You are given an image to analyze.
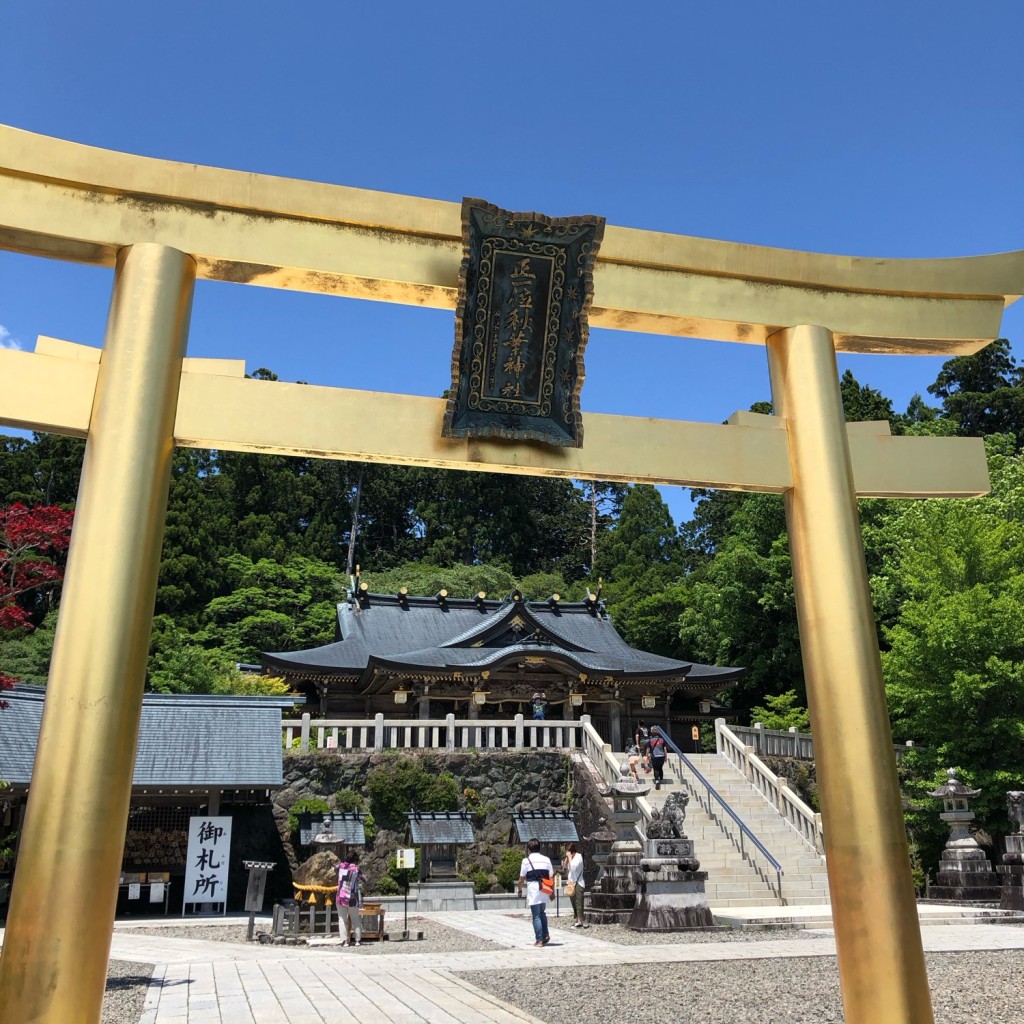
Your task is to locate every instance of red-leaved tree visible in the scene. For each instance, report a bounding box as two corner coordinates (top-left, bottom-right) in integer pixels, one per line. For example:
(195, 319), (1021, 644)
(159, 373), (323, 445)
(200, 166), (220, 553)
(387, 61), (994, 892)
(0, 503), (74, 706)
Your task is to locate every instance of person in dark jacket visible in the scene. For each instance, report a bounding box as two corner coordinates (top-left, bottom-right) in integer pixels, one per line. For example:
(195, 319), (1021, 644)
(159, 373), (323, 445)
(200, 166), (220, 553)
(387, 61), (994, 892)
(648, 725), (668, 789)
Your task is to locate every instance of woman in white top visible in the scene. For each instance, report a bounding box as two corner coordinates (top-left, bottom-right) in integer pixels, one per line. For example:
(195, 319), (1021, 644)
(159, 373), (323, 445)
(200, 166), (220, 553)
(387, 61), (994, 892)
(517, 838), (554, 946)
(562, 842), (586, 927)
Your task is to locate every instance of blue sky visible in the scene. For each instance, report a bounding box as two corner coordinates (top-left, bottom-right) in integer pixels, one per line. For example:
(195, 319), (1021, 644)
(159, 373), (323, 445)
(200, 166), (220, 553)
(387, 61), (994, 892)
(1, 2), (1022, 525)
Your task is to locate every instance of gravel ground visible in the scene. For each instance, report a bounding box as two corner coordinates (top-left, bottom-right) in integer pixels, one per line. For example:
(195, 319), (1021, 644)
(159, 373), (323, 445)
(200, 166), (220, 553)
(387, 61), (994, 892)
(458, 949), (1024, 1024)
(103, 960), (155, 1024)
(100, 920), (1024, 1024)
(542, 914), (829, 944)
(115, 915), (508, 954)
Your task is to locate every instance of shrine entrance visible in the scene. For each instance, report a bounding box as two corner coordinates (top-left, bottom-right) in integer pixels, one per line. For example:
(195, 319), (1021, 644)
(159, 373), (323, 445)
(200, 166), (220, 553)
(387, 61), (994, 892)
(0, 124), (1020, 1024)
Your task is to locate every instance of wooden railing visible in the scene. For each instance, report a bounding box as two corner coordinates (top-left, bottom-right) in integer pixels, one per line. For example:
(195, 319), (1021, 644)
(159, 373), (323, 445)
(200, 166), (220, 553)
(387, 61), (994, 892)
(716, 718), (825, 857)
(730, 722), (919, 761)
(283, 712), (584, 753)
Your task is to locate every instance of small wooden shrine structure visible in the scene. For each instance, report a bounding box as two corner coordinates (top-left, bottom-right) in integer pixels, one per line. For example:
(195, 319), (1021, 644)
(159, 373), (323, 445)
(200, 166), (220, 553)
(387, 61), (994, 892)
(406, 811), (475, 881)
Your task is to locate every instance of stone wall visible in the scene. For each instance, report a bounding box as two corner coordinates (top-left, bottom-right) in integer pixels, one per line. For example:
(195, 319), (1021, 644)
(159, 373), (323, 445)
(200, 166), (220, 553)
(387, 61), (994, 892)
(262, 749), (599, 898)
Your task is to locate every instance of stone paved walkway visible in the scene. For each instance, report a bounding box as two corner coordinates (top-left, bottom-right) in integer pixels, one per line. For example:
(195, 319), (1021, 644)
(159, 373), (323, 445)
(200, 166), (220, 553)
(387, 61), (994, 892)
(88, 906), (1024, 1023)
(5, 905), (1024, 1023)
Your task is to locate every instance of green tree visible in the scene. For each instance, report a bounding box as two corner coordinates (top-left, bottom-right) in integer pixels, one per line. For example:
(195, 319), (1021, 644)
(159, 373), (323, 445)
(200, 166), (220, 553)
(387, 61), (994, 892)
(749, 690), (811, 731)
(927, 338), (1024, 448)
(197, 554), (340, 662)
(0, 609), (57, 686)
(880, 450), (1024, 835)
(0, 433), (84, 507)
(156, 449), (236, 628)
(362, 561), (518, 600)
(148, 619), (238, 694)
(411, 471), (590, 580)
(596, 485), (685, 653)
(840, 370), (901, 432)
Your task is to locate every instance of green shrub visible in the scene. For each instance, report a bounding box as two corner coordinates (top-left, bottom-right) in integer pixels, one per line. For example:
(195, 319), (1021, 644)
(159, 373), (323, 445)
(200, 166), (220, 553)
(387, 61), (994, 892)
(362, 811), (377, 844)
(495, 847), (523, 892)
(470, 870), (491, 894)
(749, 690), (811, 732)
(365, 755), (460, 827)
(382, 850), (419, 892)
(329, 789), (376, 843)
(287, 796), (330, 835)
(374, 874), (400, 896)
(333, 788), (367, 812)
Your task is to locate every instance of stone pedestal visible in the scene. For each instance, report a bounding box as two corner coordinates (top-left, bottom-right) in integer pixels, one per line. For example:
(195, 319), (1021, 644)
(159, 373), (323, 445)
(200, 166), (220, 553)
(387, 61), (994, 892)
(997, 834), (1024, 912)
(586, 846), (642, 925)
(584, 772), (647, 926)
(928, 843), (1001, 902)
(410, 880), (476, 911)
(628, 838), (714, 930)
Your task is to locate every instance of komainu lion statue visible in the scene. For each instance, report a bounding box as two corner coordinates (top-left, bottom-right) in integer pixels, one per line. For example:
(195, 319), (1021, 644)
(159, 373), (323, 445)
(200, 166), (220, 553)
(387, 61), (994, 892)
(663, 790), (690, 837)
(646, 791), (691, 840)
(1008, 791), (1024, 834)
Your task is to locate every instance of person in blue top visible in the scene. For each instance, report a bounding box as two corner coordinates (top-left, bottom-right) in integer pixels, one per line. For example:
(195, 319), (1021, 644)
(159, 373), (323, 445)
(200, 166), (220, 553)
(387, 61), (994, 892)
(530, 692), (548, 720)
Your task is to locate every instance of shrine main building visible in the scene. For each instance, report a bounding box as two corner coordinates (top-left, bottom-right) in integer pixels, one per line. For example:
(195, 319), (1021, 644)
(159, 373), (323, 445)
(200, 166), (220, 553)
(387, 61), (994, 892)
(262, 588), (742, 751)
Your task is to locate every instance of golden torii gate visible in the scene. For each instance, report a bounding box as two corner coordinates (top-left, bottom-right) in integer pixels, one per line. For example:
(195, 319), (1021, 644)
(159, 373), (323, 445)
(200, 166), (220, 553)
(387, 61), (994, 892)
(0, 125), (1021, 1023)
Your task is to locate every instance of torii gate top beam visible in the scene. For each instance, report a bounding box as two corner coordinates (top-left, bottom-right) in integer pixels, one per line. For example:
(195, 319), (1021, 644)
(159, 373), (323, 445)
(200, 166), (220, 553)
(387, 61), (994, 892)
(1, 124), (1021, 354)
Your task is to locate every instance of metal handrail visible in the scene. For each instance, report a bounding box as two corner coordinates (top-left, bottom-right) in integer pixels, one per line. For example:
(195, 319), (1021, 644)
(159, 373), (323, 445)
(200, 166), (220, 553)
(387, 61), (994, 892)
(656, 726), (784, 900)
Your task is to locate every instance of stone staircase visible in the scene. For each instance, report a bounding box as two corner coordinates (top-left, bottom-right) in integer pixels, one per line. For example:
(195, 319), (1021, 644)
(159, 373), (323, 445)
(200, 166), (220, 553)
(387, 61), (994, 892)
(642, 752), (831, 908)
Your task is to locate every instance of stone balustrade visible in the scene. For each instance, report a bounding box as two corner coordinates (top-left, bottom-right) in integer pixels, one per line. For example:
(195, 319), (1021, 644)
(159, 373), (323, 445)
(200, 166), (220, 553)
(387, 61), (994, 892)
(283, 712), (585, 754)
(716, 718), (825, 856)
(730, 722), (918, 761)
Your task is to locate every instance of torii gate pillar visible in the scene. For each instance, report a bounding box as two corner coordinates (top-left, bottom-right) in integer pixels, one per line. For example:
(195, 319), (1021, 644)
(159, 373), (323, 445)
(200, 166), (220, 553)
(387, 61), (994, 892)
(768, 325), (931, 1022)
(0, 244), (195, 1024)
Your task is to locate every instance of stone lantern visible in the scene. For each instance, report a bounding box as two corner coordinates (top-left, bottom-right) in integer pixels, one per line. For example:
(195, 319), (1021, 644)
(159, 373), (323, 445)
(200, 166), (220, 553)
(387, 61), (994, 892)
(585, 817), (616, 882)
(927, 769), (1000, 901)
(997, 791), (1024, 911)
(585, 763), (648, 924)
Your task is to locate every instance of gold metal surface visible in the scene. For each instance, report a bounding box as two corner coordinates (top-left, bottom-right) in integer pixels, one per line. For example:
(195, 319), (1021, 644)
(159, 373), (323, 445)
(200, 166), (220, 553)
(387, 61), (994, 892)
(767, 325), (934, 1024)
(0, 340), (990, 496)
(34, 334), (245, 376)
(0, 125), (1014, 1024)
(0, 244), (195, 1024)
(1, 125), (1021, 352)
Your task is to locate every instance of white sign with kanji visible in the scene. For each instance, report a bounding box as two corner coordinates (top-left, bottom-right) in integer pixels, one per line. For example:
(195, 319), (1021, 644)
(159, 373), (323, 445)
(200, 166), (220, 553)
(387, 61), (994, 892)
(182, 816), (232, 915)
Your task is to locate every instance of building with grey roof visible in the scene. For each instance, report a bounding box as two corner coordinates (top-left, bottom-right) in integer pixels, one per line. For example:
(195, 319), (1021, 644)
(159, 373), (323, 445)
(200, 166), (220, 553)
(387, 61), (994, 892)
(262, 588), (742, 750)
(0, 686), (300, 912)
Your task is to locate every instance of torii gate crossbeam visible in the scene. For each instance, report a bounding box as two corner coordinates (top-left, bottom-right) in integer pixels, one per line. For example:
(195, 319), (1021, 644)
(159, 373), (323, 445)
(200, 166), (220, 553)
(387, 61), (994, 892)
(1, 126), (1022, 1024)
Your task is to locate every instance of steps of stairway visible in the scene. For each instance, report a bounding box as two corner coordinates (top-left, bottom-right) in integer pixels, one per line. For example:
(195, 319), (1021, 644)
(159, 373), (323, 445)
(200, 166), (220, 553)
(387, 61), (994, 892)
(706, 894), (783, 907)
(625, 752), (830, 907)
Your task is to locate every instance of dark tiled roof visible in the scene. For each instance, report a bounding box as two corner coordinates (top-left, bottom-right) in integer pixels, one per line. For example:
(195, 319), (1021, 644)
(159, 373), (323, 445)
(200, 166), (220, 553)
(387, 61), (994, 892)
(263, 594), (743, 687)
(406, 811), (475, 845)
(0, 686), (297, 788)
(299, 813), (366, 847)
(511, 811), (580, 843)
